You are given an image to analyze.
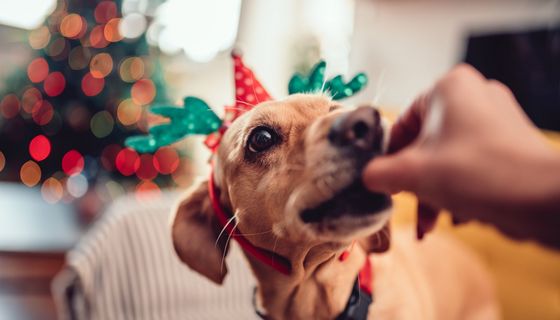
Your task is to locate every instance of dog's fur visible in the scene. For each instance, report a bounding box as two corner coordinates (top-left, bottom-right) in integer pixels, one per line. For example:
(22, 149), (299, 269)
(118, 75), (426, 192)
(171, 94), (499, 319)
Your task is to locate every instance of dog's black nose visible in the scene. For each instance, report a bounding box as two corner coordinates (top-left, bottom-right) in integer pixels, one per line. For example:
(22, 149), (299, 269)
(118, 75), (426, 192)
(328, 106), (382, 152)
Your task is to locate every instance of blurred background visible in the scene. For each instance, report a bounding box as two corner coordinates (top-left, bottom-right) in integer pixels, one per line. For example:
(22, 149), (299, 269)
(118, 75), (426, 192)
(0, 0), (558, 319)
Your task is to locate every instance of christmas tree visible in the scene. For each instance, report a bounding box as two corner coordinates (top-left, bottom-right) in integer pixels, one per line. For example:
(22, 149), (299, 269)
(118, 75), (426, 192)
(0, 0), (185, 206)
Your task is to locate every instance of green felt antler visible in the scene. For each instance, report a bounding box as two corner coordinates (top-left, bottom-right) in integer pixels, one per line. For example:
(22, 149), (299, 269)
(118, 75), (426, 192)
(125, 96), (222, 153)
(288, 60), (368, 100)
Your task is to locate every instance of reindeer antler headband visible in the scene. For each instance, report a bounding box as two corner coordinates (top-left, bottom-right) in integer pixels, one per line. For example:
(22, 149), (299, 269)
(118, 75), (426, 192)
(125, 52), (368, 153)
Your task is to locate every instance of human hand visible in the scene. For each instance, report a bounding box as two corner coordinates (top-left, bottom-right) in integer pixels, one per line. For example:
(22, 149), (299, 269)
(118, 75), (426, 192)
(363, 64), (560, 247)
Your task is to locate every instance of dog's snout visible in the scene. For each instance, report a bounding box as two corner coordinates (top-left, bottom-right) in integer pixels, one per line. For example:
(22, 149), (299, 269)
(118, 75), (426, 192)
(328, 106), (381, 152)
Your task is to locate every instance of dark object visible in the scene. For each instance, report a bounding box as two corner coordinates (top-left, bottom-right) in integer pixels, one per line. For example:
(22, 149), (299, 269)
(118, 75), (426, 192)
(335, 276), (373, 320)
(464, 27), (560, 131)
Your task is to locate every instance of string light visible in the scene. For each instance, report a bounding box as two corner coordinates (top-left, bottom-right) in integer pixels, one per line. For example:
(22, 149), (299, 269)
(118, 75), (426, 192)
(94, 1), (117, 24)
(62, 150), (85, 175)
(119, 56), (144, 82)
(21, 87), (42, 113)
(31, 100), (54, 125)
(20, 160), (41, 187)
(100, 144), (121, 171)
(47, 37), (68, 59)
(28, 26), (51, 50)
(90, 52), (113, 78)
(68, 46), (91, 70)
(136, 154), (157, 180)
(0, 94), (20, 119)
(115, 148), (140, 176)
(43, 71), (66, 96)
(90, 110), (114, 138)
(29, 135), (51, 162)
(60, 13), (84, 39)
(153, 147), (179, 175)
(131, 78), (155, 105)
(104, 18), (123, 42)
(81, 72), (105, 96)
(116, 98), (142, 126)
(0, 151), (4, 173)
(67, 173), (88, 198)
(135, 180), (161, 201)
(27, 57), (49, 83)
(41, 177), (63, 204)
(89, 25), (109, 48)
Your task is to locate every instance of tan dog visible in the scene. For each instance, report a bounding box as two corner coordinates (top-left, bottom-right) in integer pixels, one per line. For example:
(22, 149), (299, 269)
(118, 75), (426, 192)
(172, 94), (499, 319)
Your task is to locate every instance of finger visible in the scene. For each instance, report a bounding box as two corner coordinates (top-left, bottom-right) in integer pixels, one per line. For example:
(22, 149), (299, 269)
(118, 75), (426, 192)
(416, 201), (440, 240)
(388, 91), (433, 154)
(362, 150), (423, 194)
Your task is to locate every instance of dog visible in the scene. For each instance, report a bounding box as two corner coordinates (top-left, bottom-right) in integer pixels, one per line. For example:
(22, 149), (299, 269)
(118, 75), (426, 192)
(171, 94), (499, 319)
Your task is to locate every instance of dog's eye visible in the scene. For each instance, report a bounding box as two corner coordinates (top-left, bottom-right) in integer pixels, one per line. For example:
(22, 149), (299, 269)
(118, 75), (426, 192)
(248, 127), (277, 153)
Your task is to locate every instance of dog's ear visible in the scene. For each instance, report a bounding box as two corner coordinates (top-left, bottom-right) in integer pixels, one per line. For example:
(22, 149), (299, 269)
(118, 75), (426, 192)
(171, 180), (230, 284)
(358, 223), (391, 253)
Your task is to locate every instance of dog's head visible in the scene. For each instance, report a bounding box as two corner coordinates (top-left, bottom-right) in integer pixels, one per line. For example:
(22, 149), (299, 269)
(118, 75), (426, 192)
(172, 94), (392, 284)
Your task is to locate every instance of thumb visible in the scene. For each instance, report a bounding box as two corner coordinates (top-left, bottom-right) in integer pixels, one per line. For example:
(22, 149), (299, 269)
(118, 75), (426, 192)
(362, 150), (423, 194)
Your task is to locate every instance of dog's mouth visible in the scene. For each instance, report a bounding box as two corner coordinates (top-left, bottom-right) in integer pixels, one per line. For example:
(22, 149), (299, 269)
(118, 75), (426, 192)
(300, 180), (391, 224)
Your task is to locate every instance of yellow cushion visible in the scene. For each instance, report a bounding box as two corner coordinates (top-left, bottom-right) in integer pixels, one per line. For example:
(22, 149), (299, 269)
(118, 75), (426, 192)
(391, 193), (560, 320)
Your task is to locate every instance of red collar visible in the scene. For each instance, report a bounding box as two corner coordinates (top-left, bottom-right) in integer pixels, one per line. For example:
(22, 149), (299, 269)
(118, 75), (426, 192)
(208, 169), (292, 275)
(208, 169), (374, 296)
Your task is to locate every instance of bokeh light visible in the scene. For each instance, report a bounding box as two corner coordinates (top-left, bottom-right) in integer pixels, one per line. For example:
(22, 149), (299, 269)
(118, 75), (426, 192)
(119, 13), (147, 39)
(100, 144), (121, 171)
(94, 1), (117, 24)
(0, 151), (4, 172)
(31, 100), (54, 125)
(90, 110), (114, 138)
(116, 98), (142, 126)
(81, 72), (105, 96)
(29, 26), (51, 50)
(29, 134), (51, 161)
(131, 79), (155, 105)
(60, 14), (85, 39)
(67, 173), (88, 198)
(115, 148), (140, 176)
(135, 180), (161, 201)
(153, 147), (180, 175)
(21, 87), (42, 113)
(104, 18), (123, 42)
(90, 52), (113, 78)
(171, 159), (194, 187)
(47, 37), (69, 60)
(0, 94), (20, 119)
(41, 177), (63, 204)
(44, 71), (66, 96)
(27, 57), (49, 83)
(119, 57), (144, 82)
(136, 154), (157, 180)
(20, 160), (41, 187)
(89, 25), (109, 48)
(68, 46), (91, 70)
(62, 150), (85, 175)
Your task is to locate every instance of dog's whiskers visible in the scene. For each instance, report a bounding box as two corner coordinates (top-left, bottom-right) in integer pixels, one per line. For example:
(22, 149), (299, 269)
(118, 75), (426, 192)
(215, 214), (237, 247)
(220, 218), (239, 273)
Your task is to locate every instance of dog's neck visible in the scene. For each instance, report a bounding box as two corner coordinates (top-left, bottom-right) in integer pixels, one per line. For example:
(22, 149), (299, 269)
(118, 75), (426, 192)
(246, 242), (367, 320)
